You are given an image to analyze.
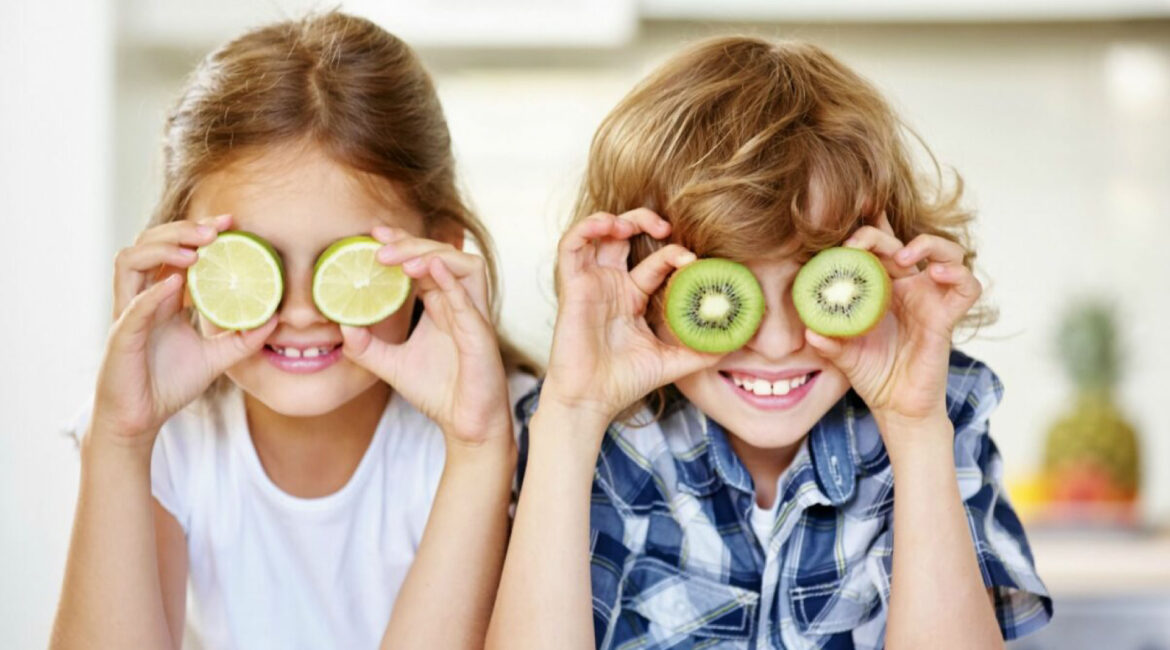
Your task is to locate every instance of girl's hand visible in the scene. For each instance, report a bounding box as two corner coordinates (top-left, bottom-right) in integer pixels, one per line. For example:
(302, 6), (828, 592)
(94, 214), (277, 448)
(804, 213), (982, 437)
(339, 228), (510, 450)
(542, 208), (720, 423)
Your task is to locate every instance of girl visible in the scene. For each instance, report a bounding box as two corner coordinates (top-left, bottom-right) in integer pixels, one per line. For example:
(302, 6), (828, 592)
(52, 12), (533, 650)
(490, 37), (1051, 649)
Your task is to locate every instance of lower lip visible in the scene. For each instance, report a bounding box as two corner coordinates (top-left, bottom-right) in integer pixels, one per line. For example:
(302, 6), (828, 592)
(721, 372), (818, 411)
(262, 346), (343, 374)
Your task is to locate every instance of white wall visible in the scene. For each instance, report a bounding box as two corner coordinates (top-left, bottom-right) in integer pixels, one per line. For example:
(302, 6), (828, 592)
(0, 0), (112, 647)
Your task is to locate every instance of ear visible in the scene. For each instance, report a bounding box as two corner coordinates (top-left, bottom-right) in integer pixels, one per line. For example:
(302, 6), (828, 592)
(429, 218), (465, 250)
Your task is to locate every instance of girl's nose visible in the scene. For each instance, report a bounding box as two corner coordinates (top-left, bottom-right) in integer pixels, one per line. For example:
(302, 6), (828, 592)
(744, 290), (805, 360)
(278, 262), (330, 329)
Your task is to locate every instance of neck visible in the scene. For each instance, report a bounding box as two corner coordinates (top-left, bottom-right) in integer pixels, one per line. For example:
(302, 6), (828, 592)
(726, 433), (802, 510)
(244, 382), (392, 499)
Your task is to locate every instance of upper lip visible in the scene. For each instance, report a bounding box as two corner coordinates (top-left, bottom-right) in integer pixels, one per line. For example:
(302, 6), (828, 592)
(720, 367), (819, 381)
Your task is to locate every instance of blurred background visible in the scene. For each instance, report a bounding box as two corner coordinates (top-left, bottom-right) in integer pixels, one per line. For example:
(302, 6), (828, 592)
(3, 0), (1169, 648)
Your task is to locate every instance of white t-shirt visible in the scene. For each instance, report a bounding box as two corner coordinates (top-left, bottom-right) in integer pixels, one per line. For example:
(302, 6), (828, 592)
(117, 374), (535, 650)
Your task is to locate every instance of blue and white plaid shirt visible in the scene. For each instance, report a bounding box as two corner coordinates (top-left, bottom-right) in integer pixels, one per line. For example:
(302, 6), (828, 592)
(516, 350), (1052, 649)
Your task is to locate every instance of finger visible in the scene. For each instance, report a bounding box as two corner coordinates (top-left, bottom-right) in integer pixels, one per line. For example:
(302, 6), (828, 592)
(628, 245), (698, 296)
(843, 226), (913, 279)
(113, 244), (198, 319)
(895, 234), (967, 268)
(399, 251), (489, 313)
(431, 258), (496, 352)
(558, 213), (618, 258)
(428, 256), (491, 321)
(134, 215), (229, 248)
(660, 344), (725, 385)
(340, 325), (402, 384)
(804, 329), (846, 361)
(203, 316), (278, 374)
(928, 262), (983, 315)
(110, 274), (184, 350)
(370, 225), (415, 245)
(375, 236), (455, 266)
(616, 208), (672, 240)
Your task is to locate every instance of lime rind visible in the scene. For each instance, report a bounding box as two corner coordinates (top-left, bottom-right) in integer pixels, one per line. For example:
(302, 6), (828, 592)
(187, 230), (284, 331)
(311, 235), (411, 326)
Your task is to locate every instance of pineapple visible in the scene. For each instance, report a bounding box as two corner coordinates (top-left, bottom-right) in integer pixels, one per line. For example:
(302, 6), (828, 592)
(1043, 301), (1140, 503)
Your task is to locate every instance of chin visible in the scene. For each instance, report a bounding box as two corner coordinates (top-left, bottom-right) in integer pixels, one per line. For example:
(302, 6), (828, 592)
(227, 360), (380, 417)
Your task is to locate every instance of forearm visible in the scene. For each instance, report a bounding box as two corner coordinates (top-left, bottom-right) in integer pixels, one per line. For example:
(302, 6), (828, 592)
(383, 434), (516, 650)
(486, 404), (607, 650)
(50, 428), (174, 650)
(882, 416), (1002, 650)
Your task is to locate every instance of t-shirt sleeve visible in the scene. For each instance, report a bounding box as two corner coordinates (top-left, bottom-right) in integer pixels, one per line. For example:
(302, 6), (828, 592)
(948, 352), (1053, 640)
(65, 395), (193, 533)
(150, 419), (192, 533)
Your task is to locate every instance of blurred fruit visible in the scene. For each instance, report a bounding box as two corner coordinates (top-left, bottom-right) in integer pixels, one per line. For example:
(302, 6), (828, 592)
(1042, 301), (1140, 509)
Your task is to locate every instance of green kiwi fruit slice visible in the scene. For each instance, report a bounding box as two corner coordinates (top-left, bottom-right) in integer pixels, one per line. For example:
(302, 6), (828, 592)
(792, 247), (891, 338)
(664, 259), (765, 353)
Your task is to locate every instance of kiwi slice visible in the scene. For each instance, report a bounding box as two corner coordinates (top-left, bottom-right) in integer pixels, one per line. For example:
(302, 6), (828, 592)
(792, 247), (891, 338)
(664, 259), (765, 353)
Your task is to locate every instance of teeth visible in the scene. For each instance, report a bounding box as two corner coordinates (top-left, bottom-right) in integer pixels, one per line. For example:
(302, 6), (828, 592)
(731, 372), (813, 397)
(283, 347), (301, 358)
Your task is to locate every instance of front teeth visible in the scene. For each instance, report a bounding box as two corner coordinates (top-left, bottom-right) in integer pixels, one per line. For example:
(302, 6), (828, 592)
(732, 373), (810, 396)
(272, 346), (333, 359)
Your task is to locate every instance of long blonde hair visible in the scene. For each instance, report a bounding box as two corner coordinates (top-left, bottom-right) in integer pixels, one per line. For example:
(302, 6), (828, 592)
(150, 11), (534, 374)
(569, 36), (992, 415)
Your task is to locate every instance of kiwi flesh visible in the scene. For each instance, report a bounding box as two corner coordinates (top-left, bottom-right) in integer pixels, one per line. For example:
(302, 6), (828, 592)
(792, 247), (891, 338)
(664, 259), (765, 353)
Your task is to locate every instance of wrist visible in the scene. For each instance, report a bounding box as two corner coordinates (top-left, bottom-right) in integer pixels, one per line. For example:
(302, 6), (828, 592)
(874, 412), (955, 470)
(442, 425), (516, 466)
(537, 381), (620, 427)
(80, 423), (157, 470)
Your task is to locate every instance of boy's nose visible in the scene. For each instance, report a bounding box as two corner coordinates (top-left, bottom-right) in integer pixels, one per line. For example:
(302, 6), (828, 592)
(278, 263), (330, 329)
(744, 292), (805, 360)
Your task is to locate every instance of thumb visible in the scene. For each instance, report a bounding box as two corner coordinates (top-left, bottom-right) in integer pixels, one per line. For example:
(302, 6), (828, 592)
(204, 317), (278, 374)
(805, 329), (847, 363)
(340, 325), (400, 383)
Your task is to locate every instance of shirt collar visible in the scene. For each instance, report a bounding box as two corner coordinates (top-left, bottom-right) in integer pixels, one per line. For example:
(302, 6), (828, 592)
(675, 392), (877, 507)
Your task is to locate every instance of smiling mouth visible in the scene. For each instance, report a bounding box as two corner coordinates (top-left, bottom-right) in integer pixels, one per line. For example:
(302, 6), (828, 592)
(264, 343), (342, 359)
(719, 370), (820, 398)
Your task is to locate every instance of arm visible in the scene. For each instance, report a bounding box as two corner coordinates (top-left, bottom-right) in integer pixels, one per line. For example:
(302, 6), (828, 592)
(880, 414), (1002, 650)
(486, 404), (609, 648)
(51, 214), (269, 649)
(805, 215), (1001, 648)
(487, 209), (715, 649)
(338, 227), (526, 648)
(51, 433), (175, 649)
(380, 438), (516, 648)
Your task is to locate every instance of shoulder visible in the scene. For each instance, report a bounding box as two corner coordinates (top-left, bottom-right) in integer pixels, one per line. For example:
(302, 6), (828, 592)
(944, 349), (1003, 431)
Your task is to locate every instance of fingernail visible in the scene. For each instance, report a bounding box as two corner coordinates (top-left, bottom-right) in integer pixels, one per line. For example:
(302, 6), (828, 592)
(377, 247), (394, 263)
(679, 252), (697, 264)
(180, 248), (197, 260)
(403, 257), (424, 270)
(197, 225), (215, 237)
(897, 249), (912, 262)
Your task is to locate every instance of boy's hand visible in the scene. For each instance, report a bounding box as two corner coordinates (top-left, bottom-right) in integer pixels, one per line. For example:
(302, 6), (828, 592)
(541, 208), (720, 427)
(340, 228), (512, 454)
(94, 214), (276, 448)
(804, 213), (982, 446)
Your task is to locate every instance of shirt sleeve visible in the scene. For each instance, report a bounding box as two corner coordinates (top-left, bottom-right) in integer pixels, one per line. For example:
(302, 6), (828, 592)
(513, 382), (640, 648)
(150, 416), (193, 533)
(948, 352), (1053, 640)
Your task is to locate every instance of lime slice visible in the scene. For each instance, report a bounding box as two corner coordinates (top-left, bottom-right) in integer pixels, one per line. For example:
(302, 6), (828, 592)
(312, 236), (411, 326)
(187, 231), (284, 331)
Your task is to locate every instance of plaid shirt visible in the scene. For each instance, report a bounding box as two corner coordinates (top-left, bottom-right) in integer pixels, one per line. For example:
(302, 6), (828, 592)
(516, 350), (1052, 649)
